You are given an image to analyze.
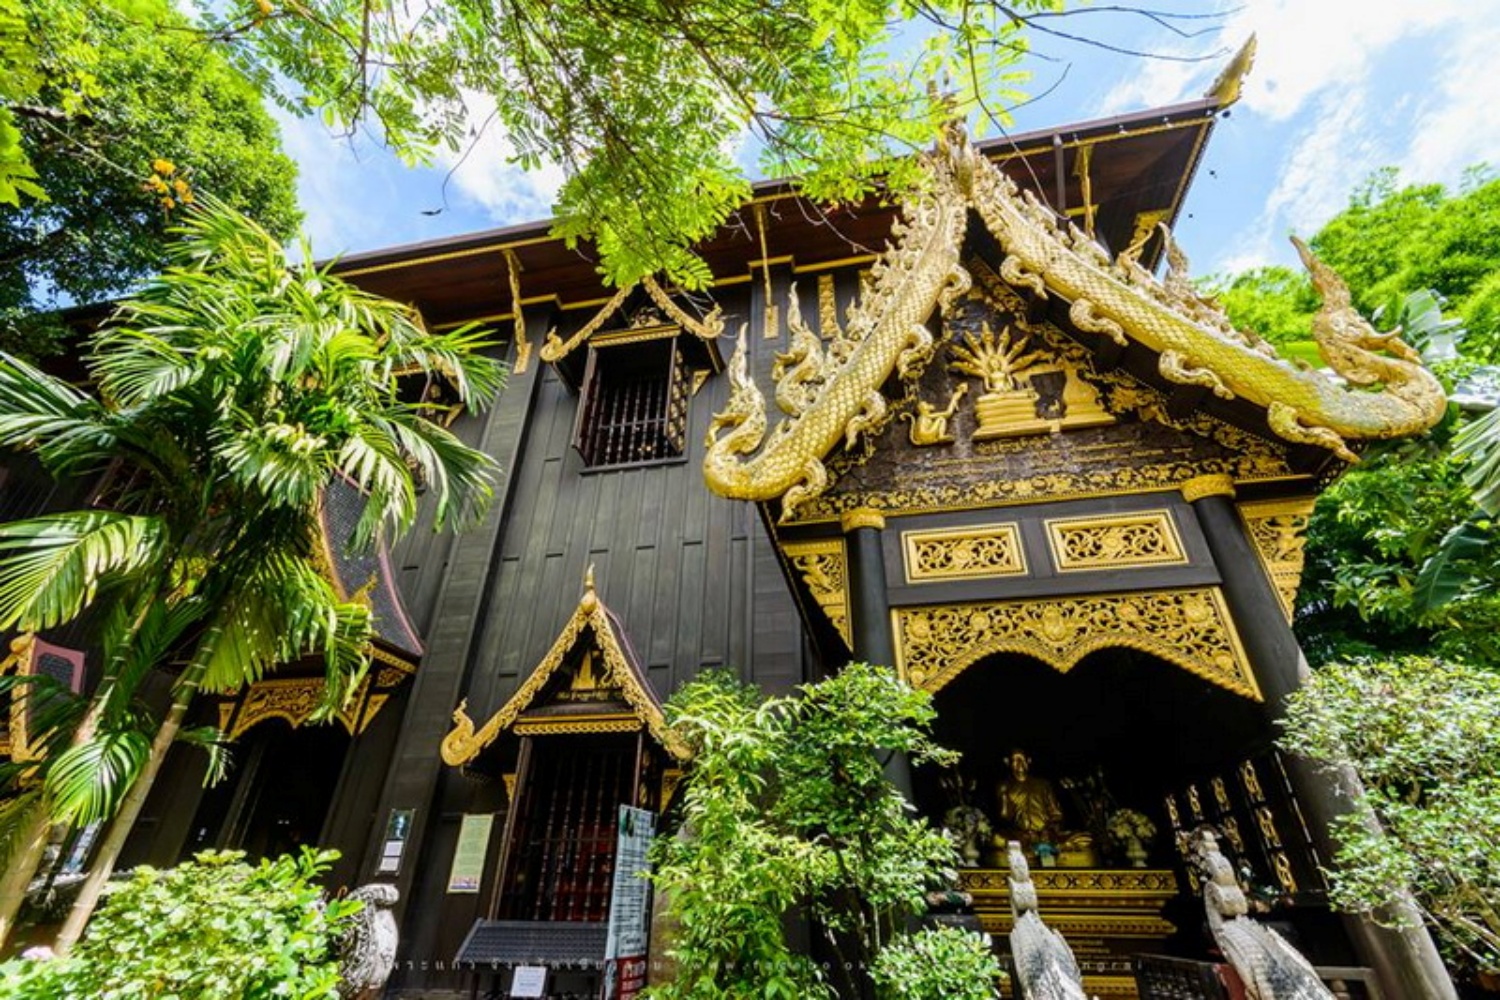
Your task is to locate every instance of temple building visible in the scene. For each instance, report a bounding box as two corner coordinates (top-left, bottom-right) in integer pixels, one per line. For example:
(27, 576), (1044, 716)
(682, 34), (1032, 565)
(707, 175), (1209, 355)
(1, 48), (1458, 1000)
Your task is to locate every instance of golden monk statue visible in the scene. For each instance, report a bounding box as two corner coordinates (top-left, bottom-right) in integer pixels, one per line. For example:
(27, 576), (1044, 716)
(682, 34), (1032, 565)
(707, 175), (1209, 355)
(994, 749), (1097, 866)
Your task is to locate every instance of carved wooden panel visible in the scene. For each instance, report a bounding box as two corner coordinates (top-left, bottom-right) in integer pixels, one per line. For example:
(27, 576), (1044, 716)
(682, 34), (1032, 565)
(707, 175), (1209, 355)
(901, 523), (1026, 583)
(1045, 510), (1187, 572)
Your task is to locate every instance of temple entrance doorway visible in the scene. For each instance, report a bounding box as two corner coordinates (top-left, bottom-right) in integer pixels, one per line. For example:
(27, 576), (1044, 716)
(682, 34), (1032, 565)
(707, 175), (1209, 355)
(917, 647), (1266, 850)
(914, 648), (1272, 1000)
(183, 720), (352, 861)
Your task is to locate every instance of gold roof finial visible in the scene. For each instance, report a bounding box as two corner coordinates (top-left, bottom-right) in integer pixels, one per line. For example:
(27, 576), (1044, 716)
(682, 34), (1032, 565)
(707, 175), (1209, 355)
(1206, 35), (1257, 107)
(581, 563), (597, 611)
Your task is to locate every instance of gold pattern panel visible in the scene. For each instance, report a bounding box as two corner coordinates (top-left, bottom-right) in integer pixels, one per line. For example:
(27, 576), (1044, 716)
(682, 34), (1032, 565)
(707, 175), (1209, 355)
(1045, 511), (1187, 572)
(892, 587), (1261, 701)
(513, 716), (644, 737)
(215, 677), (386, 740)
(1238, 497), (1317, 621)
(783, 539), (852, 646)
(901, 523), (1026, 583)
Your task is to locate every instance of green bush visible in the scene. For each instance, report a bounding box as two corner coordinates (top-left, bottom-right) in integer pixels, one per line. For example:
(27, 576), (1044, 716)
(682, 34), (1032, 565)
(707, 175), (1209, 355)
(870, 926), (1003, 1000)
(0, 849), (359, 999)
(1281, 656), (1500, 975)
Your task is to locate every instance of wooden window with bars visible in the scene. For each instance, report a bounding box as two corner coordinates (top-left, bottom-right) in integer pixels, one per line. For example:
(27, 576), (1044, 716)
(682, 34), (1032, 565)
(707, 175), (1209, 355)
(573, 337), (690, 469)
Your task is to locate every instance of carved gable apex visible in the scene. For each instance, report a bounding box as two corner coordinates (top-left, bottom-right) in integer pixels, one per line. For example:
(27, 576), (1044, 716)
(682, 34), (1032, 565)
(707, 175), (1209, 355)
(441, 569), (687, 766)
(794, 264), (1297, 522)
(703, 126), (1443, 523)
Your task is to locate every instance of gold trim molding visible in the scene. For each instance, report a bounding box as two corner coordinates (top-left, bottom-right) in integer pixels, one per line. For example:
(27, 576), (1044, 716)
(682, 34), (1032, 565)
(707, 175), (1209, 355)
(782, 539), (852, 646)
(892, 587), (1261, 701)
(1180, 474), (1236, 502)
(901, 523), (1026, 583)
(513, 717), (645, 737)
(839, 507), (887, 533)
(1239, 497), (1318, 621)
(1045, 511), (1187, 572)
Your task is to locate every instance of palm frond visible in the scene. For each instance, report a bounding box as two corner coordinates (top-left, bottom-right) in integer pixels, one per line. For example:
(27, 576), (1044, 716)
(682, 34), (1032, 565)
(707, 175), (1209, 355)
(177, 726), (234, 787)
(0, 512), (169, 631)
(389, 323), (507, 409)
(1414, 513), (1496, 611)
(382, 412), (496, 531)
(1456, 406), (1500, 516)
(88, 324), (208, 409)
(0, 354), (116, 475)
(0, 671), (87, 763)
(336, 424), (417, 550)
(44, 727), (152, 826)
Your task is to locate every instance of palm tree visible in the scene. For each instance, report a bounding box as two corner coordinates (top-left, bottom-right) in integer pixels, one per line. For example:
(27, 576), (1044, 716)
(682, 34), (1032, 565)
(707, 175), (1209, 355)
(0, 198), (503, 952)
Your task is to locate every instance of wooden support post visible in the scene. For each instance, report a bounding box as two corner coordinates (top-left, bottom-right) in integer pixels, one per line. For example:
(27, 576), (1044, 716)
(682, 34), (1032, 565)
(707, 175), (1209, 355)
(1182, 475), (1458, 1000)
(840, 507), (913, 799)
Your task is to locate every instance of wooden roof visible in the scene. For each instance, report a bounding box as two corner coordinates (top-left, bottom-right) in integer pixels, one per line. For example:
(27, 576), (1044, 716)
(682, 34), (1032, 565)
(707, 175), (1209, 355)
(334, 98), (1227, 331)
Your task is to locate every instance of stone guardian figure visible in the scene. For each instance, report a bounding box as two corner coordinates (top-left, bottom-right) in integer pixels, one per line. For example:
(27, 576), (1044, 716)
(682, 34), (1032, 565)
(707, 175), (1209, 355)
(1194, 831), (1333, 1000)
(338, 883), (400, 1000)
(1006, 841), (1087, 1000)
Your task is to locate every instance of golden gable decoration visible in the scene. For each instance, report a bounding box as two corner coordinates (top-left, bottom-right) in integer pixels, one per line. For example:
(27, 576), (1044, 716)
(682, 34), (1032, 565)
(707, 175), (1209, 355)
(892, 587), (1260, 701)
(1239, 497), (1319, 621)
(704, 126), (1444, 521)
(441, 568), (688, 766)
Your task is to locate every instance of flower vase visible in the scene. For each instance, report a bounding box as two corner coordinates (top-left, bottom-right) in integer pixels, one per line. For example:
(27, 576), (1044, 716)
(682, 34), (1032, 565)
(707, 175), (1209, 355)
(1124, 834), (1148, 868)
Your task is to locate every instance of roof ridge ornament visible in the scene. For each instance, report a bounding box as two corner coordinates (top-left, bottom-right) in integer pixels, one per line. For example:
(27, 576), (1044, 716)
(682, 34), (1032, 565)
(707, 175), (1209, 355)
(1205, 35), (1258, 107)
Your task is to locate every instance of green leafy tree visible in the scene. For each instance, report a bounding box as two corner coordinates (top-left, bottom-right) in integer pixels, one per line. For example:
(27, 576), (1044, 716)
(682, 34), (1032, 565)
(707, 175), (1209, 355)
(0, 848), (359, 998)
(1310, 167), (1500, 346)
(648, 664), (1000, 1000)
(0, 0), (299, 355)
(197, 0), (1071, 288)
(1203, 265), (1319, 348)
(870, 926), (1004, 1000)
(0, 197), (502, 951)
(1281, 656), (1500, 978)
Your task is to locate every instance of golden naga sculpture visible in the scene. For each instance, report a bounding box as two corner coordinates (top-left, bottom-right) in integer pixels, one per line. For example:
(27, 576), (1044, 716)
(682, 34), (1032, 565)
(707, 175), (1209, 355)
(965, 153), (1446, 464)
(703, 131), (974, 521)
(703, 125), (1446, 518)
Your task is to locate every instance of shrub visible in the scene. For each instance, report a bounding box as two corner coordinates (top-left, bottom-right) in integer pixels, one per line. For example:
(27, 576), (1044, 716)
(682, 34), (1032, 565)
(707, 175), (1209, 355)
(0, 848), (359, 999)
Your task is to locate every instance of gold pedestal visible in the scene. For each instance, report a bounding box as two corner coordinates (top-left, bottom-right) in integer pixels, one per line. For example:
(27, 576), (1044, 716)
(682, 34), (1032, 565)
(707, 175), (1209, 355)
(959, 868), (1179, 1000)
(972, 390), (1053, 439)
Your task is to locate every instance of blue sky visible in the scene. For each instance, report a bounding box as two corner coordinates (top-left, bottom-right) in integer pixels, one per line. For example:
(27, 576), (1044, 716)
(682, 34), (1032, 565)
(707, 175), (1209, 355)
(277, 0), (1500, 278)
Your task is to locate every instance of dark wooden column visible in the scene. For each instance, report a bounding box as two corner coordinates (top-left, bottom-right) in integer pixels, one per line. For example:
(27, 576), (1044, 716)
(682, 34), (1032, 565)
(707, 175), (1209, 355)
(1182, 474), (1457, 1000)
(840, 507), (913, 797)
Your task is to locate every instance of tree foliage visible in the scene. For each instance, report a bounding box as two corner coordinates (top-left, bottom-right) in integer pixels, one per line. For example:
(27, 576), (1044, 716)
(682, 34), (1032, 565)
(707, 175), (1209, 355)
(0, 198), (502, 946)
(0, 0), (299, 355)
(195, 0), (1067, 289)
(0, 849), (359, 998)
(1281, 657), (1500, 976)
(648, 664), (1000, 1000)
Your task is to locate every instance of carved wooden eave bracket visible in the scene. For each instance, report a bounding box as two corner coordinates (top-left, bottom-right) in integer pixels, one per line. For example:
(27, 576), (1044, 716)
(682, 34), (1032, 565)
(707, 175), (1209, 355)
(539, 275), (725, 365)
(702, 123), (1446, 522)
(440, 570), (689, 767)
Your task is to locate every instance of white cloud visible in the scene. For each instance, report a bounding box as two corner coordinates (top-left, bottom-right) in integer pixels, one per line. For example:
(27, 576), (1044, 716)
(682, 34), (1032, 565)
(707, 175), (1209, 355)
(1402, 25), (1500, 184)
(430, 92), (565, 225)
(1099, 0), (1481, 121)
(1217, 90), (1384, 272)
(272, 111), (391, 257)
